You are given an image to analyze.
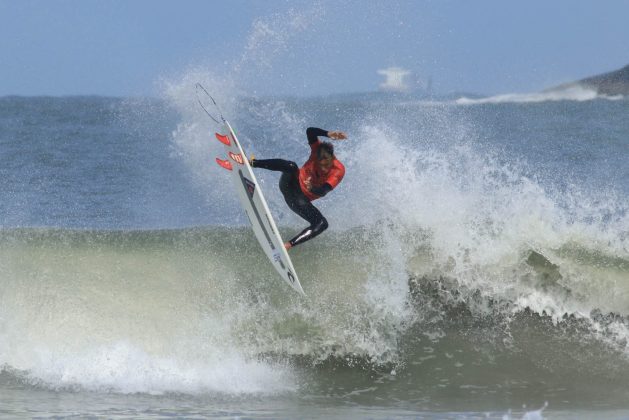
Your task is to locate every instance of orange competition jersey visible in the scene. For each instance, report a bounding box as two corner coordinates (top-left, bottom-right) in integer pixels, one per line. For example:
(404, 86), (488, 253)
(298, 140), (345, 201)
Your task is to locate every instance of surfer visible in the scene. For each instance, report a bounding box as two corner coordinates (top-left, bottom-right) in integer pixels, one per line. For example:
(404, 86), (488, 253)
(250, 127), (347, 250)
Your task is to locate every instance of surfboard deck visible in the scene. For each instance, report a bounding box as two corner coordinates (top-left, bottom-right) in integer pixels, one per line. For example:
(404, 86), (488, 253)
(215, 121), (305, 296)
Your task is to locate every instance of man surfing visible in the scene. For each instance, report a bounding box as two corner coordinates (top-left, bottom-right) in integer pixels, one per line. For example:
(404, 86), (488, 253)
(250, 127), (347, 250)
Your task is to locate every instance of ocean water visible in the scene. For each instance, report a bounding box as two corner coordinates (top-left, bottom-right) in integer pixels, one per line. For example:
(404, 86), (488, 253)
(0, 90), (628, 419)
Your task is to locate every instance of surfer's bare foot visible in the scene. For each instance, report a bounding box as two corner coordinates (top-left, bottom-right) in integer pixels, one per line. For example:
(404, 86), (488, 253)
(284, 242), (292, 250)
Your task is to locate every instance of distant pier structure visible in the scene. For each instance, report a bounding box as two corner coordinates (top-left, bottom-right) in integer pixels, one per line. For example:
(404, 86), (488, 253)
(377, 67), (411, 93)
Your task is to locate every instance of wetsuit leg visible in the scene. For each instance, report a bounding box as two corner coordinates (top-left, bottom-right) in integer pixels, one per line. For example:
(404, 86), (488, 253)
(251, 159), (298, 173)
(253, 158), (328, 247)
(278, 171), (328, 247)
(285, 196), (328, 247)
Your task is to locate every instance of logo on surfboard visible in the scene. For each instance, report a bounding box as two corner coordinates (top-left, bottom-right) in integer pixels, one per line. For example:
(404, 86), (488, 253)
(287, 270), (296, 283)
(229, 152), (244, 165)
(243, 177), (256, 198)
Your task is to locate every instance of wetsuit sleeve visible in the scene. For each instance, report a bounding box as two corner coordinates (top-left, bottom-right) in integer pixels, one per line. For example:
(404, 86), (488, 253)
(309, 183), (333, 197)
(306, 127), (328, 145)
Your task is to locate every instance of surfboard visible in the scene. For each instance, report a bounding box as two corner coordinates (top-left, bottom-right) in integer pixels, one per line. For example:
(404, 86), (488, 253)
(214, 121), (305, 296)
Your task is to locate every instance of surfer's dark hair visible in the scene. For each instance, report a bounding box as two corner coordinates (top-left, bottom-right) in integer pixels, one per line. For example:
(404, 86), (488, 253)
(318, 141), (334, 157)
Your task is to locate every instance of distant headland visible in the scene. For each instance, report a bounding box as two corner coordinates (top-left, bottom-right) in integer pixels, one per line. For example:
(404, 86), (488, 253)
(548, 63), (629, 95)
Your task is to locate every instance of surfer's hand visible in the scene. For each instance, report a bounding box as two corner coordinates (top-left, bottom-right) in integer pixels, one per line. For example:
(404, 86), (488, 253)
(304, 177), (312, 191)
(327, 130), (347, 140)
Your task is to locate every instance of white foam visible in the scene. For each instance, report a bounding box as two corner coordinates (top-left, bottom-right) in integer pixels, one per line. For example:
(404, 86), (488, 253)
(20, 341), (295, 395)
(330, 112), (628, 329)
(0, 257), (297, 396)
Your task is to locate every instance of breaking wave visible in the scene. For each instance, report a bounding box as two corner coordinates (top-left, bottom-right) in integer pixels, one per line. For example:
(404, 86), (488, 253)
(456, 85), (625, 104)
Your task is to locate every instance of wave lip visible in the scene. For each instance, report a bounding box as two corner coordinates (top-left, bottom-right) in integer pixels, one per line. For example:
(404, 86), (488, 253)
(456, 85), (624, 105)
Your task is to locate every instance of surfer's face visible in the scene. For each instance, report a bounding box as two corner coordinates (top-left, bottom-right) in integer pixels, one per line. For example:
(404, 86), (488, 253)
(318, 151), (333, 171)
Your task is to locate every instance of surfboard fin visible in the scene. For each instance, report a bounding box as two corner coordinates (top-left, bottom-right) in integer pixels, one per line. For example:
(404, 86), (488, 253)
(216, 157), (233, 171)
(215, 133), (230, 146)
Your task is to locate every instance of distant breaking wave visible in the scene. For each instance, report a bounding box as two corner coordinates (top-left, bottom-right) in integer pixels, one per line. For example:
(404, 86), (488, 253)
(456, 85), (625, 105)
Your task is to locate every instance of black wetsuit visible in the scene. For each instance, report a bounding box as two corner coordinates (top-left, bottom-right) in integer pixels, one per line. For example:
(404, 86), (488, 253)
(251, 127), (332, 247)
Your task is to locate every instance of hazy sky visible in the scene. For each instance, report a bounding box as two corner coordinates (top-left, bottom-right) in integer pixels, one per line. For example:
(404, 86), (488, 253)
(1, 0), (628, 97)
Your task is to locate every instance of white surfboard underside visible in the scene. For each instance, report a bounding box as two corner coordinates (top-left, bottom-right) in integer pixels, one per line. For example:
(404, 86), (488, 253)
(219, 121), (305, 296)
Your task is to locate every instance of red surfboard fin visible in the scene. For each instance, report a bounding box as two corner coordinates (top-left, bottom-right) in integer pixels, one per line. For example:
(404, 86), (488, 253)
(215, 133), (230, 145)
(216, 157), (233, 171)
